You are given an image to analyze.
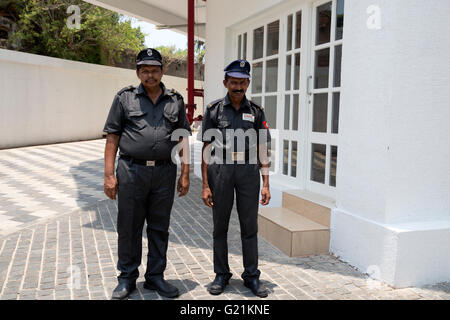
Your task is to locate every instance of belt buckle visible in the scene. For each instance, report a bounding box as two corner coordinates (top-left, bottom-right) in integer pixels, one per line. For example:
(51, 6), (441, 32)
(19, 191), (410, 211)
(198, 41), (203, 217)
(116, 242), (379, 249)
(232, 152), (244, 161)
(146, 160), (155, 167)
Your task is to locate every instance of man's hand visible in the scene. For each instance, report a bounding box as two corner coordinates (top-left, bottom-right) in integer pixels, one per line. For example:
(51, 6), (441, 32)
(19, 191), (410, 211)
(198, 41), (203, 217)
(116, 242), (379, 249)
(177, 173), (190, 197)
(202, 186), (214, 207)
(260, 186), (271, 206)
(104, 174), (118, 200)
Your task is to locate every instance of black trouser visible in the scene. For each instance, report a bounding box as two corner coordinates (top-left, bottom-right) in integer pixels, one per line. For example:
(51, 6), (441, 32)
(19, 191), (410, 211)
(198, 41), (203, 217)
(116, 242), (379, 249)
(207, 163), (261, 281)
(116, 157), (177, 285)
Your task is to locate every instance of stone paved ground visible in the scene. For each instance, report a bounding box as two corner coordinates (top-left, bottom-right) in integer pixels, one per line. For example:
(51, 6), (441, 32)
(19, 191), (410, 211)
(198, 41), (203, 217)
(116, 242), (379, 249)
(0, 139), (449, 300)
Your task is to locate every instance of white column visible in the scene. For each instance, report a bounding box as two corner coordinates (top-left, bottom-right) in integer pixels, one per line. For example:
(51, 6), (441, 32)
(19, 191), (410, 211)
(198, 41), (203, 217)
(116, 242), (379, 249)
(331, 0), (450, 287)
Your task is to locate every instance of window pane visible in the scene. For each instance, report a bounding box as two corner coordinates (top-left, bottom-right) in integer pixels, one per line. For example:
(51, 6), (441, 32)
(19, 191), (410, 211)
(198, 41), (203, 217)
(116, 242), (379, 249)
(334, 45), (342, 87)
(316, 2), (332, 45)
(238, 34), (242, 59)
(336, 0), (345, 40)
(285, 54), (292, 90)
(265, 96), (277, 129)
(291, 141), (298, 178)
(253, 26), (264, 59)
(332, 93), (340, 134)
(295, 11), (302, 48)
(284, 95), (290, 130)
(283, 140), (289, 175)
(267, 20), (279, 56)
(330, 145), (337, 187)
(294, 53), (301, 90)
(311, 143), (326, 183)
(314, 48), (329, 89)
(252, 62), (263, 94)
(287, 14), (293, 51)
(293, 94), (299, 131)
(243, 33), (247, 59)
(313, 93), (328, 133)
(265, 59), (278, 92)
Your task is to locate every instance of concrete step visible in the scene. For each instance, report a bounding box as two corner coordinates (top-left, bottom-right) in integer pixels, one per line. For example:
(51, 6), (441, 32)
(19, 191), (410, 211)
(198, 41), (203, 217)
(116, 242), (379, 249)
(258, 207), (330, 257)
(282, 189), (334, 227)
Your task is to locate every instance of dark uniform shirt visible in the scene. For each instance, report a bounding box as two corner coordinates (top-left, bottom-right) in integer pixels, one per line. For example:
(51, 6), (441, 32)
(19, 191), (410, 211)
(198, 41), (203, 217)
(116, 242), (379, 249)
(201, 94), (271, 163)
(103, 82), (191, 160)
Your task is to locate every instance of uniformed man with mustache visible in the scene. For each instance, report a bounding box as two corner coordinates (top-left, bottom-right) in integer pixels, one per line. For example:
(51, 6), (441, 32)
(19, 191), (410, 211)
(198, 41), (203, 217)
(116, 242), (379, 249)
(200, 59), (272, 298)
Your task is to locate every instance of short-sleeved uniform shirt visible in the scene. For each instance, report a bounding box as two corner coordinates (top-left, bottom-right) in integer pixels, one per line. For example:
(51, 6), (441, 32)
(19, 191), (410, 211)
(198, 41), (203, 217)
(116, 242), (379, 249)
(103, 82), (191, 160)
(201, 94), (271, 162)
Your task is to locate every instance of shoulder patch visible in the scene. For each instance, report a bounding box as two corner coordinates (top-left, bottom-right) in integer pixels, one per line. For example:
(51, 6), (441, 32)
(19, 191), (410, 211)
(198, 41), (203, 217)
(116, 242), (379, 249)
(207, 99), (222, 109)
(117, 85), (135, 95)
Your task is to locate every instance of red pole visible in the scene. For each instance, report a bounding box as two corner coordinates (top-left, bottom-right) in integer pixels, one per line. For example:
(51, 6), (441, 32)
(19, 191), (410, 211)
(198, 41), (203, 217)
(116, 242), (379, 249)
(186, 0), (196, 124)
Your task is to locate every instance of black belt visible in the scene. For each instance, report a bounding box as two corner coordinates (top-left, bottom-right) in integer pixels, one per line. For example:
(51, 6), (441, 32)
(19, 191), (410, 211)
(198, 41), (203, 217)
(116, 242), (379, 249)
(120, 155), (172, 167)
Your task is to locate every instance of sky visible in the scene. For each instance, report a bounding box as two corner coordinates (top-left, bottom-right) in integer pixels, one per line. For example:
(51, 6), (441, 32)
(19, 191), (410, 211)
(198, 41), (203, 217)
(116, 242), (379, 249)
(130, 18), (188, 50)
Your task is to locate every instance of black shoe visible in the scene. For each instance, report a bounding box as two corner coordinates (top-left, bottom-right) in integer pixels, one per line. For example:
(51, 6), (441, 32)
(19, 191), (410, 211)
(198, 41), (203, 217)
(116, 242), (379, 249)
(208, 273), (232, 295)
(111, 282), (136, 300)
(144, 278), (179, 298)
(244, 278), (268, 298)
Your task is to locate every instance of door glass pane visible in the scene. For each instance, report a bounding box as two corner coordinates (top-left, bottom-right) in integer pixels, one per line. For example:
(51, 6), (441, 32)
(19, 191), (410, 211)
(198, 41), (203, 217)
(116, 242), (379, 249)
(332, 93), (340, 134)
(287, 14), (293, 51)
(293, 94), (299, 131)
(252, 62), (263, 94)
(284, 95), (290, 130)
(316, 2), (332, 45)
(283, 140), (289, 175)
(295, 11), (302, 49)
(336, 0), (345, 40)
(269, 139), (276, 172)
(238, 34), (242, 59)
(251, 96), (262, 106)
(243, 33), (247, 59)
(267, 20), (280, 56)
(253, 26), (264, 59)
(311, 143), (326, 183)
(313, 93), (328, 133)
(294, 53), (301, 90)
(265, 59), (278, 92)
(330, 145), (337, 186)
(314, 48), (329, 89)
(265, 96), (277, 129)
(285, 54), (292, 90)
(334, 45), (342, 87)
(291, 141), (297, 177)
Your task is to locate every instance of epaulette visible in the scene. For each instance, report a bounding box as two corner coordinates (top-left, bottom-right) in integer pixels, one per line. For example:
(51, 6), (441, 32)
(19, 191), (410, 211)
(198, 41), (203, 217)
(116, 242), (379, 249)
(117, 85), (135, 95)
(207, 99), (222, 109)
(249, 100), (264, 110)
(169, 88), (183, 100)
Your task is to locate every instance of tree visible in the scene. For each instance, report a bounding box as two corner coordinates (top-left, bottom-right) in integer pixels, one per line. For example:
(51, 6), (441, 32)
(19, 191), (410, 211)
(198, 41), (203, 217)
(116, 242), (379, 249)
(5, 0), (145, 65)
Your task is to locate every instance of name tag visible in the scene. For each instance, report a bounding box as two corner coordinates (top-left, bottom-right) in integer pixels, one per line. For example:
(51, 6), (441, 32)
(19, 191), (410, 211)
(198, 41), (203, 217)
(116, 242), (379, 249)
(242, 113), (255, 123)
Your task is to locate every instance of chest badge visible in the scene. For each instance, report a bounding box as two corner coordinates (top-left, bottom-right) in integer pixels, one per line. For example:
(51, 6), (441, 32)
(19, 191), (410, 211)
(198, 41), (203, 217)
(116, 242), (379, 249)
(242, 113), (255, 123)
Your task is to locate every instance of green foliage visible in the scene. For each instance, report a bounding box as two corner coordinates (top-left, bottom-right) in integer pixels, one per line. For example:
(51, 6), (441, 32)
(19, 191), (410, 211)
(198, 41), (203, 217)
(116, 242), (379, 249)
(6, 0), (145, 65)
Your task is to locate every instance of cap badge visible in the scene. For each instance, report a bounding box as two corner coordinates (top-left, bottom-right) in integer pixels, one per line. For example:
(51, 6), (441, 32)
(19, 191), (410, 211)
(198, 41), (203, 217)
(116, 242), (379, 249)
(240, 61), (245, 68)
(147, 49), (153, 57)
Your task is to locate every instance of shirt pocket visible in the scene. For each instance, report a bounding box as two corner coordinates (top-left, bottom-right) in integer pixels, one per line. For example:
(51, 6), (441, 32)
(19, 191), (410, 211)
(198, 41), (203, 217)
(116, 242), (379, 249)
(127, 110), (148, 130)
(162, 108), (179, 132)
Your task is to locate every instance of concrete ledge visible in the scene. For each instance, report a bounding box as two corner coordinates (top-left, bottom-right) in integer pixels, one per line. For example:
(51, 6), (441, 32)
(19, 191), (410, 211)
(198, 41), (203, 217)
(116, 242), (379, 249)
(330, 208), (450, 288)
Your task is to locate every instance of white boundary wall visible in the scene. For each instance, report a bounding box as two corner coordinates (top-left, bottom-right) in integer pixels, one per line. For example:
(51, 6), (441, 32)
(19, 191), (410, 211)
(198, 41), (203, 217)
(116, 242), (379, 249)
(0, 49), (203, 149)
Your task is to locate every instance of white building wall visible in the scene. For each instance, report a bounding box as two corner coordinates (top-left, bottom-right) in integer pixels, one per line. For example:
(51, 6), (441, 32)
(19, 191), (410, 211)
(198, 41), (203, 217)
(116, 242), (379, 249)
(204, 0), (450, 287)
(0, 49), (202, 149)
(332, 0), (450, 287)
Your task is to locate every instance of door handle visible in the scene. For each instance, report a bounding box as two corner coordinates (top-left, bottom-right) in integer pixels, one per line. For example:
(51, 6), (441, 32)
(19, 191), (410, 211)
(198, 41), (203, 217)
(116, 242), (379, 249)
(307, 75), (313, 95)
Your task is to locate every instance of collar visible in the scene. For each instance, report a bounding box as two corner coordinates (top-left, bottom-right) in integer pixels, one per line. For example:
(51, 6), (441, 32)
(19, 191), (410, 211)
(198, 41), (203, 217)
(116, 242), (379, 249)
(223, 93), (251, 110)
(136, 82), (171, 97)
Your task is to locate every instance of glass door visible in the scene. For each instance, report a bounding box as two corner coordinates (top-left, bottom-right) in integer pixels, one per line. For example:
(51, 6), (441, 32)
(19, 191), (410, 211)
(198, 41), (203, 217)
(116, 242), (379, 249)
(307, 0), (344, 197)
